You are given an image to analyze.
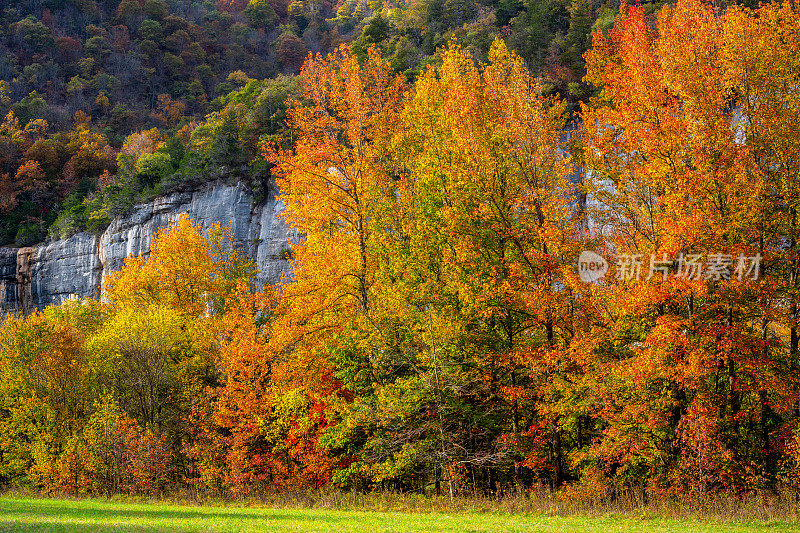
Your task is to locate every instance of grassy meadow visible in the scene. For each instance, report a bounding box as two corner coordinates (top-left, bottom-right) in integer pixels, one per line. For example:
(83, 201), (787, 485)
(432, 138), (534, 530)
(0, 496), (797, 533)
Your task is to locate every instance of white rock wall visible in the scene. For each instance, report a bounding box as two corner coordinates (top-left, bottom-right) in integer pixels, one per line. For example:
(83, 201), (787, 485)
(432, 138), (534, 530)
(0, 180), (298, 311)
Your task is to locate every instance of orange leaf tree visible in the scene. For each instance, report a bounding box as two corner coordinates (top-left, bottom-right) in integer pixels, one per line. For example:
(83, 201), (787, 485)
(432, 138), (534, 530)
(578, 0), (800, 492)
(265, 44), (409, 490)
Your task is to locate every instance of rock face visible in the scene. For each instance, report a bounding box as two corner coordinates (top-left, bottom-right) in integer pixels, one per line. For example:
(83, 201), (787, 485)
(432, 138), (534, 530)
(0, 248), (17, 311)
(0, 181), (297, 313)
(31, 235), (101, 311)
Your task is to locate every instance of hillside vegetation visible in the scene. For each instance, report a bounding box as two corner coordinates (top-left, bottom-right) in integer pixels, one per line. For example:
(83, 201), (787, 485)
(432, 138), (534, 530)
(0, 0), (607, 246)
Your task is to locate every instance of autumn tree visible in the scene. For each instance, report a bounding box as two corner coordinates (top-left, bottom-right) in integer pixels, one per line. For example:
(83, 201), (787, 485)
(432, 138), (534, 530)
(0, 299), (104, 487)
(266, 44), (414, 490)
(378, 38), (582, 490)
(105, 214), (255, 316)
(268, 39), (584, 494)
(267, 43), (407, 391)
(578, 0), (800, 492)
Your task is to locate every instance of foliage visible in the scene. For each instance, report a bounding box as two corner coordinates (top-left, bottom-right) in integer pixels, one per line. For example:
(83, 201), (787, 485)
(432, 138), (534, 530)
(0, 0), (614, 245)
(5, 0), (800, 505)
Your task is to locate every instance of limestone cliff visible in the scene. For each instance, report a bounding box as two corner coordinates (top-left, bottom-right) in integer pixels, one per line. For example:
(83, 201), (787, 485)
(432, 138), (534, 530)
(0, 181), (297, 313)
(0, 248), (17, 311)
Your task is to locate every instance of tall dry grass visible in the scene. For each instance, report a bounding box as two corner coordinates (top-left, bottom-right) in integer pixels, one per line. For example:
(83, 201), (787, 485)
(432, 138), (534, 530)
(4, 483), (798, 522)
(247, 486), (799, 521)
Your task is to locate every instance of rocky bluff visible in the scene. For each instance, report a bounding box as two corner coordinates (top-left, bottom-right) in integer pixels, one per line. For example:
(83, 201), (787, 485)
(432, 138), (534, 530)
(0, 181), (297, 313)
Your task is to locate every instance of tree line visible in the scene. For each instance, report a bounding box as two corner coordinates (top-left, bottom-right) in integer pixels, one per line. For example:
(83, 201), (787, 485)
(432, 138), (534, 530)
(2, 0), (800, 500)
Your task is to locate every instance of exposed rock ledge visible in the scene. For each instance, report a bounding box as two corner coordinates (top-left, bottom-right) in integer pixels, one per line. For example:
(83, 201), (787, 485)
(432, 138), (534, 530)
(0, 181), (297, 313)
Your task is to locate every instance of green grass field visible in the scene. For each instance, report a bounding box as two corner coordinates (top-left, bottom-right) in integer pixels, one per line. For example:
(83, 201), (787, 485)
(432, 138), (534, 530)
(0, 497), (797, 533)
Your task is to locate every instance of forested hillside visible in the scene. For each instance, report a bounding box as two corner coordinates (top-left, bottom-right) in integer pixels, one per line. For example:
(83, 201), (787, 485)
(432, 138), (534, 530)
(0, 0), (605, 247)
